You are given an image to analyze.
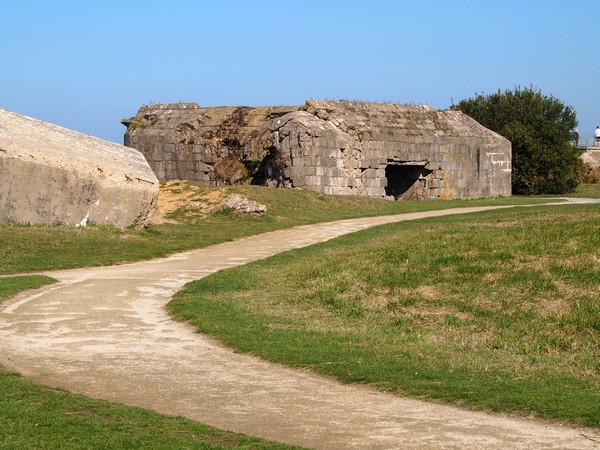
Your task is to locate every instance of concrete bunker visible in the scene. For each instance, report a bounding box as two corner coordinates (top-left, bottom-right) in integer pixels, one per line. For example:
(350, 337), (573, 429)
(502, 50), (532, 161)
(123, 100), (512, 200)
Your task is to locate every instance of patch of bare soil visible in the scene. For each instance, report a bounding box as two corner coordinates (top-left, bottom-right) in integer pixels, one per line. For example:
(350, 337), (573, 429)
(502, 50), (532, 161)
(153, 181), (228, 224)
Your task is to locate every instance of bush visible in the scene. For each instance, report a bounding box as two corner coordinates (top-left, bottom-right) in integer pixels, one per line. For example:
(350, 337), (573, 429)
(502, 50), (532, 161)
(453, 87), (584, 195)
(578, 163), (600, 184)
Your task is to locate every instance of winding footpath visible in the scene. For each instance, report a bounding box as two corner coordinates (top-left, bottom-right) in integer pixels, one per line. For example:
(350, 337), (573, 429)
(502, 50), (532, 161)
(1, 200), (599, 449)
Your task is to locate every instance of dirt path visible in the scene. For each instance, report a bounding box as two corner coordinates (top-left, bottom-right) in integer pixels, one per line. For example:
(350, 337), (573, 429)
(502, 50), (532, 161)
(1, 201), (599, 449)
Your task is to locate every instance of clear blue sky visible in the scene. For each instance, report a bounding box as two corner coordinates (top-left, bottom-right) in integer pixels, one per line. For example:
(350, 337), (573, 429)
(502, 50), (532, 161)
(2, 0), (598, 143)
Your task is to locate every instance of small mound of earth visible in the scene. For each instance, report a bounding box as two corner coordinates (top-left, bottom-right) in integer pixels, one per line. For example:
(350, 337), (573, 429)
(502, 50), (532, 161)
(582, 149), (600, 168)
(153, 181), (228, 224)
(153, 181), (267, 224)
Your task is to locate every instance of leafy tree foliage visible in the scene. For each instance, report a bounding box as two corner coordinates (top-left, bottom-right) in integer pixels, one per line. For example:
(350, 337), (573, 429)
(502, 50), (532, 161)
(453, 87), (582, 195)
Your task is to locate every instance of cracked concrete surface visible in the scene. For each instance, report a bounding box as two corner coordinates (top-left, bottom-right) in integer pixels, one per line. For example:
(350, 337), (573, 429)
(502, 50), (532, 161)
(1, 201), (599, 449)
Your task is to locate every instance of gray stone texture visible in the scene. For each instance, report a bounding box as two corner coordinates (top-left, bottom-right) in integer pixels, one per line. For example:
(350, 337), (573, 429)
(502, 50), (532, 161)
(123, 100), (511, 200)
(212, 194), (267, 215)
(0, 108), (159, 227)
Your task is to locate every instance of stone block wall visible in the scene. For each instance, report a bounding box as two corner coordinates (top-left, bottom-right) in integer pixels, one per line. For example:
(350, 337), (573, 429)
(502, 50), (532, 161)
(272, 101), (511, 199)
(123, 100), (511, 200)
(123, 103), (297, 185)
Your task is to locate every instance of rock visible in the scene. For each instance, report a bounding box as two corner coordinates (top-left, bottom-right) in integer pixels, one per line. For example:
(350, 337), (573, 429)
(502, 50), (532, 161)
(124, 100), (511, 200)
(212, 194), (267, 215)
(0, 108), (159, 228)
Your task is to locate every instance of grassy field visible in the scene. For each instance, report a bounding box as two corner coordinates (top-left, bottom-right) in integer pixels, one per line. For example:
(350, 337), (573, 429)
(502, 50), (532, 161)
(0, 280), (301, 449)
(0, 182), (555, 275)
(567, 182), (600, 198)
(169, 204), (600, 428)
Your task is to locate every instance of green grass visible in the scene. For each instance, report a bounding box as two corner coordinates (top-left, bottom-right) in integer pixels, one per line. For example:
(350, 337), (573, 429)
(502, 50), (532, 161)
(169, 204), (600, 428)
(0, 275), (56, 297)
(0, 182), (556, 275)
(570, 182), (600, 198)
(0, 281), (301, 450)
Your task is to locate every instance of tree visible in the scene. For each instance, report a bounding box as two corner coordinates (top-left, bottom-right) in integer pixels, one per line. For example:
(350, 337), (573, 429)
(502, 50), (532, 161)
(453, 87), (582, 195)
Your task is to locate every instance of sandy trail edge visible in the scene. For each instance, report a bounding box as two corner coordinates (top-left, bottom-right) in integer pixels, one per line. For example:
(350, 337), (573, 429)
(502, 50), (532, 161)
(1, 201), (599, 449)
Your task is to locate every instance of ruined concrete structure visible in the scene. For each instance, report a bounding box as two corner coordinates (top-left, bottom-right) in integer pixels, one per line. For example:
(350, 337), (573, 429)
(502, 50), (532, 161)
(0, 108), (159, 228)
(123, 100), (511, 200)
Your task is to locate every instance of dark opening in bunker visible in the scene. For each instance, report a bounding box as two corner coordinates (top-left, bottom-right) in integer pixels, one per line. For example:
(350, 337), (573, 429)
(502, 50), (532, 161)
(385, 164), (432, 199)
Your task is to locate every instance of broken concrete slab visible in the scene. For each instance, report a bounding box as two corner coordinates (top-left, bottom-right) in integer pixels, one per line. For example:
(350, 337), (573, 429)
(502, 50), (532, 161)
(0, 108), (159, 228)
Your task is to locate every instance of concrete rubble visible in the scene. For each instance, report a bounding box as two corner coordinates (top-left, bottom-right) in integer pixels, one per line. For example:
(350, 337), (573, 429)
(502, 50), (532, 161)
(212, 194), (267, 215)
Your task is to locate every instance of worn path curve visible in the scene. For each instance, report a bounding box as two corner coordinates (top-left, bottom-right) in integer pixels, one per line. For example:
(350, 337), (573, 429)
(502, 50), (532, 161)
(2, 201), (599, 449)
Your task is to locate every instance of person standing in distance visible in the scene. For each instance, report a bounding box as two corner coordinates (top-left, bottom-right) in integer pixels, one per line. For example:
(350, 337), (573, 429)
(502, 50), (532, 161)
(595, 126), (600, 147)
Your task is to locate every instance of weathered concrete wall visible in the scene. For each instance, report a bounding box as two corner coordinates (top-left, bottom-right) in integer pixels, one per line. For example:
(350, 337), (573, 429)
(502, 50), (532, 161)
(0, 108), (159, 227)
(123, 103), (297, 184)
(124, 100), (511, 200)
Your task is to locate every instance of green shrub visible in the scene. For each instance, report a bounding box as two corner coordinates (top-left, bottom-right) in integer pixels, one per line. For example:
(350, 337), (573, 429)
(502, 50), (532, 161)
(454, 87), (584, 195)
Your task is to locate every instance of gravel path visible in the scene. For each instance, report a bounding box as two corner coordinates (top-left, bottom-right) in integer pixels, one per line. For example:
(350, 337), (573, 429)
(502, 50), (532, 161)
(1, 201), (599, 449)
